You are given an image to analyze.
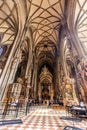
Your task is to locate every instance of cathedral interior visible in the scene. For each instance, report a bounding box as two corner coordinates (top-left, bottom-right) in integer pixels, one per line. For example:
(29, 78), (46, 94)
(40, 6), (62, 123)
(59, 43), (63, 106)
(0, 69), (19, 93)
(0, 0), (87, 129)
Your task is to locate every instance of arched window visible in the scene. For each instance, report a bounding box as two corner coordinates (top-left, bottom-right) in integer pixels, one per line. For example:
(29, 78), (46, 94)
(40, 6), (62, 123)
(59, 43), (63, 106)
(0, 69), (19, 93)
(0, 46), (4, 56)
(0, 46), (7, 56)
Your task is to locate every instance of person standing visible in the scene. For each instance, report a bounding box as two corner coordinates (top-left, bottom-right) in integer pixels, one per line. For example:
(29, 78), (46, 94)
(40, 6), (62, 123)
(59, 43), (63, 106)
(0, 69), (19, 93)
(79, 100), (85, 108)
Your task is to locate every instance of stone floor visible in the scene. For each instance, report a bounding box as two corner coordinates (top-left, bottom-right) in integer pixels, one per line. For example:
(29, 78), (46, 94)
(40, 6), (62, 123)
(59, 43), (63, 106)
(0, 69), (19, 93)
(0, 106), (87, 130)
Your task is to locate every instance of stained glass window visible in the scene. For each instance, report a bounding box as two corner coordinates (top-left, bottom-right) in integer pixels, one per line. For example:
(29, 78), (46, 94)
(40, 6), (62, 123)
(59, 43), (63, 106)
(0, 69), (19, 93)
(0, 46), (4, 56)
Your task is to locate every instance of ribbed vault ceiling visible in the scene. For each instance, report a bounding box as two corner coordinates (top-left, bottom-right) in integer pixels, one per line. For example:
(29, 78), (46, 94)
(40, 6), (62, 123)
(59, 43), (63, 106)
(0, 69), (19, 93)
(0, 0), (18, 45)
(75, 0), (87, 55)
(27, 0), (65, 45)
(0, 0), (65, 46)
(0, 0), (87, 57)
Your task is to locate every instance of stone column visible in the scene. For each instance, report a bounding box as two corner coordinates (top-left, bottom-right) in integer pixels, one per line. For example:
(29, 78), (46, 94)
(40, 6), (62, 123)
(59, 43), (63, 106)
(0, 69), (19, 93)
(24, 28), (34, 100)
(12, 83), (22, 99)
(38, 83), (42, 102)
(66, 0), (86, 59)
(71, 78), (79, 104)
(0, 29), (25, 101)
(32, 60), (38, 99)
(25, 45), (32, 79)
(25, 70), (32, 100)
(50, 84), (54, 102)
(8, 49), (21, 84)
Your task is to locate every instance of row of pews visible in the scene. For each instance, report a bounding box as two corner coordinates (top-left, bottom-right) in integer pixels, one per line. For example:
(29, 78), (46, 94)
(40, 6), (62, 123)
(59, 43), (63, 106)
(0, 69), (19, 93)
(66, 105), (87, 118)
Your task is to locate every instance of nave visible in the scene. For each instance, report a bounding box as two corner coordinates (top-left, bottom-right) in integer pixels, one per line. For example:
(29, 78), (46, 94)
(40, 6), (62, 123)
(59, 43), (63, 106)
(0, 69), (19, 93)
(0, 106), (87, 130)
(0, 0), (87, 129)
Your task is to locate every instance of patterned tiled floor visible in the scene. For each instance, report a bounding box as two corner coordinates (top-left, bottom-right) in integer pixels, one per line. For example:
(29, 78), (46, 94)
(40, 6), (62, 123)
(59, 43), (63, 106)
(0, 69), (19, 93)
(0, 107), (87, 130)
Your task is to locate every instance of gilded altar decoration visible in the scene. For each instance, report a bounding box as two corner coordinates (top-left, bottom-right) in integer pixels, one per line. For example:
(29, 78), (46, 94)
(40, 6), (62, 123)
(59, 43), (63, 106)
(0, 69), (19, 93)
(65, 84), (73, 100)
(17, 77), (23, 84)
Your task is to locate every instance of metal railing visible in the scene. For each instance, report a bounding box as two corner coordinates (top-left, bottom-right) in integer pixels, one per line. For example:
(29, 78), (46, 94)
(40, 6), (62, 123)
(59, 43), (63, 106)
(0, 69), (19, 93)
(0, 101), (52, 120)
(0, 101), (30, 119)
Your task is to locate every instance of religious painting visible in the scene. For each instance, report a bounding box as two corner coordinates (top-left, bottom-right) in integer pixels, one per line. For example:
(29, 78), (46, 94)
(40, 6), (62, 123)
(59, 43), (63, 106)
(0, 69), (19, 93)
(65, 84), (73, 100)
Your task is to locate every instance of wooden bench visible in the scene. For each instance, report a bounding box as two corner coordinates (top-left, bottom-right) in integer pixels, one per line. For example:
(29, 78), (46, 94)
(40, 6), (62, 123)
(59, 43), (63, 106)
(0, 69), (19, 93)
(52, 104), (65, 110)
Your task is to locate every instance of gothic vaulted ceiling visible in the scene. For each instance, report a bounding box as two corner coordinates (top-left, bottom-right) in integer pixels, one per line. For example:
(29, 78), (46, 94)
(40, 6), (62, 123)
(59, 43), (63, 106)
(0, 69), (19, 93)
(0, 0), (18, 45)
(0, 0), (87, 57)
(0, 0), (65, 46)
(27, 0), (65, 64)
(27, 0), (65, 46)
(74, 0), (87, 55)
